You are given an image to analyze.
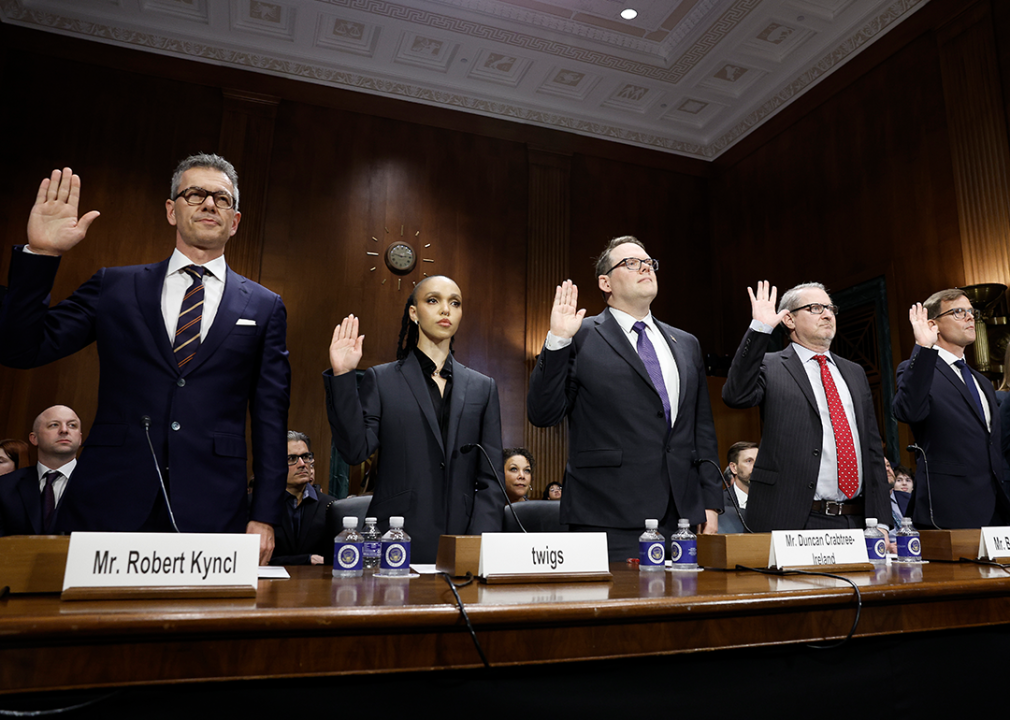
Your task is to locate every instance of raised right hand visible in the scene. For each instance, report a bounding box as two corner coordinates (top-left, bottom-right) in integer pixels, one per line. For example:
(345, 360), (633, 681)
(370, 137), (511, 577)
(909, 302), (938, 348)
(330, 314), (364, 376)
(550, 280), (586, 340)
(27, 168), (100, 257)
(747, 280), (789, 327)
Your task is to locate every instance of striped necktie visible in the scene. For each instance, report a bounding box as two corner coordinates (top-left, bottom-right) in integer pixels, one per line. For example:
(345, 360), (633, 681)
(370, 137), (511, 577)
(173, 265), (206, 369)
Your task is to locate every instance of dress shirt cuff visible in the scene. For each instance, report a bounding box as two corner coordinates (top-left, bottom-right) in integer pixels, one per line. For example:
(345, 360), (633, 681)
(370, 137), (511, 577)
(545, 332), (573, 351)
(22, 245), (37, 255)
(749, 318), (774, 334)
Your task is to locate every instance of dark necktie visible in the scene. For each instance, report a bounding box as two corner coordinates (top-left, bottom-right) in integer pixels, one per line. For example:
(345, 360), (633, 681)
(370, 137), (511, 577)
(814, 355), (858, 499)
(953, 358), (986, 421)
(632, 321), (671, 424)
(173, 265), (206, 369)
(41, 470), (59, 532)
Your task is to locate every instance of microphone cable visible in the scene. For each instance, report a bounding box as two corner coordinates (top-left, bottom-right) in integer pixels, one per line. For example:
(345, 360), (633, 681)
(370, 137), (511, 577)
(436, 571), (489, 668)
(694, 457), (752, 533)
(461, 443), (527, 533)
(141, 415), (180, 533)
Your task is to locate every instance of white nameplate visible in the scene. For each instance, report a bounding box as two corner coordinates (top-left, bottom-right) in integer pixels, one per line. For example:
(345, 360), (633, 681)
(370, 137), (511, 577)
(978, 526), (1010, 559)
(768, 529), (867, 569)
(63, 532), (259, 591)
(478, 532), (608, 577)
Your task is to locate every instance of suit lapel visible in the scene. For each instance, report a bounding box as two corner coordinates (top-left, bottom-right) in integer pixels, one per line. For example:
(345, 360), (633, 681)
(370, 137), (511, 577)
(781, 346), (819, 413)
(936, 357), (989, 429)
(445, 361), (470, 461)
(656, 319), (688, 415)
(16, 469), (43, 535)
(400, 353), (445, 455)
(595, 312), (655, 390)
(136, 259), (177, 370)
(182, 266), (251, 377)
(835, 357), (867, 437)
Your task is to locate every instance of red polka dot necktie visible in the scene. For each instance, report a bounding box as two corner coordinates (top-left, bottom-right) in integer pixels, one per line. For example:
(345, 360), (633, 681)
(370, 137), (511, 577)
(173, 265), (206, 369)
(814, 354), (858, 499)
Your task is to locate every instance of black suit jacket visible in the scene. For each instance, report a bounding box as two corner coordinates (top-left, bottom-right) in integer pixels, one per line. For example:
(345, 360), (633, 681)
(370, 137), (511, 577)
(324, 353), (503, 563)
(893, 345), (1010, 527)
(718, 485), (748, 534)
(271, 489), (339, 566)
(527, 310), (723, 530)
(0, 467), (44, 536)
(722, 329), (890, 531)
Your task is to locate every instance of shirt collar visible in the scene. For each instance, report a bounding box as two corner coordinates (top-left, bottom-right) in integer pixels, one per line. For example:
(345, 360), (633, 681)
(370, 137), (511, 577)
(37, 458), (76, 479)
(413, 347), (453, 379)
(608, 307), (656, 336)
(792, 342), (835, 366)
(933, 345), (965, 367)
(167, 248), (227, 281)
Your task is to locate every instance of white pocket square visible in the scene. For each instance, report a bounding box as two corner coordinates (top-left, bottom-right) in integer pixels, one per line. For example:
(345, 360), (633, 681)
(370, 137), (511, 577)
(236, 319), (257, 326)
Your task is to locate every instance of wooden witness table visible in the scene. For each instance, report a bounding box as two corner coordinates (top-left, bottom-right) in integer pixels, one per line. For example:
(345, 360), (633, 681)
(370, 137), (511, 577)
(2, 561), (1010, 705)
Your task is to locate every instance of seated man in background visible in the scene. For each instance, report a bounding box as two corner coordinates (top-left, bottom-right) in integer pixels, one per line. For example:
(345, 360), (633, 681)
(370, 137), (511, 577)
(0, 405), (82, 536)
(719, 441), (757, 534)
(271, 431), (337, 566)
(503, 448), (535, 505)
(893, 464), (913, 517)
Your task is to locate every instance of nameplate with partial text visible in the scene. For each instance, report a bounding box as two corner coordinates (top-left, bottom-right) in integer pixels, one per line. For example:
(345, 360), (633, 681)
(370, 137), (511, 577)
(768, 529), (868, 569)
(978, 527), (1010, 560)
(478, 532), (609, 581)
(62, 532), (259, 597)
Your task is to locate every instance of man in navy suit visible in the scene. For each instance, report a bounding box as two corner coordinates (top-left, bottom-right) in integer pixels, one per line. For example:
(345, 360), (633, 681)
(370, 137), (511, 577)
(527, 236), (722, 562)
(0, 156), (289, 562)
(0, 405), (82, 536)
(893, 289), (1010, 528)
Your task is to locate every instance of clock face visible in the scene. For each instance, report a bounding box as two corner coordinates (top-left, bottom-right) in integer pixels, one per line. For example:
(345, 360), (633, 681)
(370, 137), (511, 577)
(385, 242), (416, 274)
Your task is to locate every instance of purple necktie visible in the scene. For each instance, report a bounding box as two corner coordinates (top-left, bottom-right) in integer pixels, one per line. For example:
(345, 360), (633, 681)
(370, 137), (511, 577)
(41, 470), (59, 532)
(632, 321), (671, 424)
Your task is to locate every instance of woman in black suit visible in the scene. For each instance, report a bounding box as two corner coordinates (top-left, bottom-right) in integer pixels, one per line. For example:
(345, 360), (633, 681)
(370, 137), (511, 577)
(324, 276), (503, 563)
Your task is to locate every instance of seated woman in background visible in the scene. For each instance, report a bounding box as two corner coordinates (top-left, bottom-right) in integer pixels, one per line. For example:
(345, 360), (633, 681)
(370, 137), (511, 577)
(503, 448), (534, 504)
(543, 481), (562, 501)
(325, 275), (503, 564)
(0, 438), (30, 477)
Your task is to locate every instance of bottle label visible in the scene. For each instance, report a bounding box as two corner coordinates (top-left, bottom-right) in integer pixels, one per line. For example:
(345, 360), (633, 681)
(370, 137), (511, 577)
(639, 540), (665, 567)
(865, 536), (886, 561)
(364, 541), (381, 559)
(334, 541), (363, 571)
(670, 539), (697, 565)
(897, 535), (921, 560)
(381, 541), (411, 570)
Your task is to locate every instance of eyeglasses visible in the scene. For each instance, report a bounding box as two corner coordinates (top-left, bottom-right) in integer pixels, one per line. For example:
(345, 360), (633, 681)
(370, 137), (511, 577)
(286, 452), (315, 466)
(790, 303), (839, 316)
(934, 307), (975, 321)
(605, 257), (659, 274)
(175, 186), (236, 209)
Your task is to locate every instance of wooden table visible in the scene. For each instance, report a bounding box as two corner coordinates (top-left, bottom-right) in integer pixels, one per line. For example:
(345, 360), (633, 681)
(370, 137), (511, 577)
(2, 560), (1010, 697)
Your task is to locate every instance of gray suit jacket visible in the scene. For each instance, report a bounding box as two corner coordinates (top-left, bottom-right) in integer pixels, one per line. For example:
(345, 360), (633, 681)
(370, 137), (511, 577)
(722, 329), (890, 531)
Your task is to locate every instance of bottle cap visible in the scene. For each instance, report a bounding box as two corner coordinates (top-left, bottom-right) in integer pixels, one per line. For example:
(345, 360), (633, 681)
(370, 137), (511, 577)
(389, 516), (404, 528)
(365, 517), (377, 524)
(644, 519), (658, 529)
(678, 518), (690, 528)
(865, 517), (878, 527)
(343, 516), (358, 529)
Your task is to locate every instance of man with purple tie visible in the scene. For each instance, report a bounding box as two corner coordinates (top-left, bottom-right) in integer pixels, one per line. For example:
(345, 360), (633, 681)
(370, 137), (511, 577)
(527, 236), (722, 562)
(0, 405), (82, 536)
(0, 156), (289, 562)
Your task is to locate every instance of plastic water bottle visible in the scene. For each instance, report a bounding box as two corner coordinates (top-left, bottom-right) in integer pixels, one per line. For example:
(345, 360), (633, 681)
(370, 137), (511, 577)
(332, 516), (364, 578)
(639, 519), (666, 572)
(362, 516), (381, 569)
(895, 517), (921, 563)
(864, 517), (886, 564)
(379, 516), (411, 576)
(669, 518), (698, 570)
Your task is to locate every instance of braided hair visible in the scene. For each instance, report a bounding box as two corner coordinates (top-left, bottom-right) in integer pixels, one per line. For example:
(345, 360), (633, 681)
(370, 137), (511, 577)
(395, 276), (457, 361)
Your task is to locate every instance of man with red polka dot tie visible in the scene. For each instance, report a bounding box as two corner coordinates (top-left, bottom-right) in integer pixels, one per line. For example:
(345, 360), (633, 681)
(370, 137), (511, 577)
(893, 289), (1010, 528)
(723, 281), (892, 532)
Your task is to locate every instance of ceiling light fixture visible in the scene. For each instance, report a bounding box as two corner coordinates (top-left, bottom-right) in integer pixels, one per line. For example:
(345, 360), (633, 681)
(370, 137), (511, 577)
(620, 8), (638, 20)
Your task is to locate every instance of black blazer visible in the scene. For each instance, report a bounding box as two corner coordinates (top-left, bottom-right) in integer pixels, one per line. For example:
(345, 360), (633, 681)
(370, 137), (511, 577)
(723, 329), (891, 531)
(324, 352), (503, 563)
(894, 345), (1010, 527)
(527, 310), (723, 530)
(271, 489), (339, 566)
(0, 467), (44, 536)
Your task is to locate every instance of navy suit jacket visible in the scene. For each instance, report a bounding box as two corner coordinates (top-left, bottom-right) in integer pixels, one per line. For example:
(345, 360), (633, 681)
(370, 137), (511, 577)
(324, 353), (503, 563)
(0, 467), (45, 536)
(722, 329), (891, 531)
(527, 310), (723, 530)
(893, 345), (1009, 528)
(0, 248), (290, 533)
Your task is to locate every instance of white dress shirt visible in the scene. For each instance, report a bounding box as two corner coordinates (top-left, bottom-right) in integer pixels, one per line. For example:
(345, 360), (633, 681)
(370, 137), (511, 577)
(161, 249), (227, 341)
(37, 458), (77, 506)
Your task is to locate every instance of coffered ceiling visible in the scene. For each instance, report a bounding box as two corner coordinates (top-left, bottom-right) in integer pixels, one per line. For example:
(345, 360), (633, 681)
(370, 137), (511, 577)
(1, 0), (929, 159)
